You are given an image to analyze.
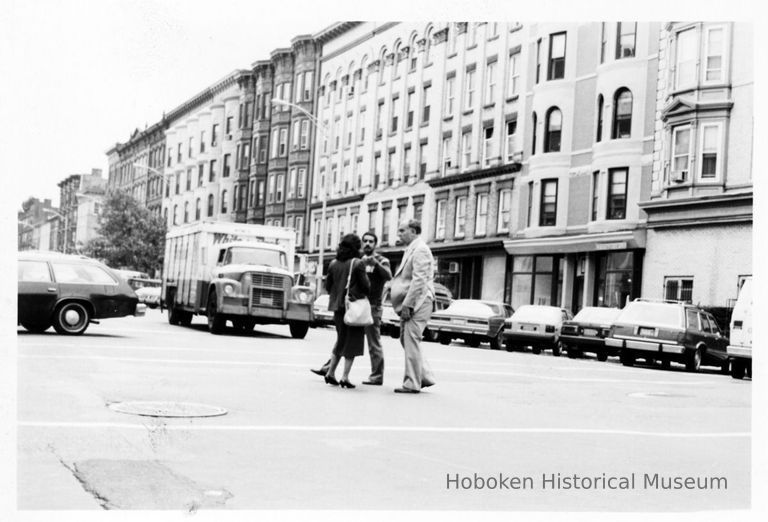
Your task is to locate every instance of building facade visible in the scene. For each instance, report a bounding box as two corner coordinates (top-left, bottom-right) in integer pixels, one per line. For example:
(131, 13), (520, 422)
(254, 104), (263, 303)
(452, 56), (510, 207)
(640, 22), (752, 310)
(55, 169), (106, 253)
(17, 197), (55, 251)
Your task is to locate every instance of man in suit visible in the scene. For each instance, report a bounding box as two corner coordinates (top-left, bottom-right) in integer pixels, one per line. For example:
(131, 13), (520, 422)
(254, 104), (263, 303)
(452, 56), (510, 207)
(311, 231), (391, 384)
(389, 219), (436, 394)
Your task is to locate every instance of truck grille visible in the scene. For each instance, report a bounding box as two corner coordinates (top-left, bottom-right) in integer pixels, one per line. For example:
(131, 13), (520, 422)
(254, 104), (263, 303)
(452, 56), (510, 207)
(250, 274), (283, 289)
(251, 287), (284, 309)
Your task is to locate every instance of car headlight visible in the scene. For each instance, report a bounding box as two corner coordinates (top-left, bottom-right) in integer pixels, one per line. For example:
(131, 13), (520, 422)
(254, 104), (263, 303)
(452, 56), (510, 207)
(224, 284), (234, 296)
(292, 287), (312, 303)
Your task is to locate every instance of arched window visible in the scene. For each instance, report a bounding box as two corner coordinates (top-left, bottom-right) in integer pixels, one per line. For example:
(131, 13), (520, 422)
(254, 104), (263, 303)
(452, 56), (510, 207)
(360, 55), (369, 91)
(221, 190), (228, 213)
(183, 201), (189, 223)
(424, 28), (433, 64)
(173, 205), (178, 225)
(207, 194), (214, 217)
(612, 88), (632, 139)
(378, 48), (387, 85)
(195, 198), (201, 220)
(531, 112), (538, 155)
(392, 41), (402, 79)
(544, 107), (562, 153)
(408, 33), (418, 71)
(596, 94), (604, 142)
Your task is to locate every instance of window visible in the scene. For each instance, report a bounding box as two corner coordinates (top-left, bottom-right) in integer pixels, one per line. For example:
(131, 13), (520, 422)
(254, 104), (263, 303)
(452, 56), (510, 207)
(188, 137), (194, 157)
(376, 101), (384, 137)
(607, 168), (627, 220)
(279, 128), (288, 156)
(50, 262), (117, 285)
(467, 23), (477, 47)
(699, 123), (722, 179)
(177, 143), (182, 162)
(616, 22), (636, 59)
(464, 67), (476, 109)
(297, 168), (306, 198)
(292, 120), (301, 150)
(268, 175), (275, 203)
(346, 114), (353, 146)
(675, 28), (697, 89)
(326, 216), (334, 248)
(185, 169), (191, 190)
(454, 196), (467, 238)
(600, 22), (607, 64)
(591, 171), (599, 221)
(422, 84), (431, 123)
(535, 38), (542, 83)
(665, 277), (694, 303)
(612, 89), (632, 139)
(374, 154), (381, 188)
(303, 71), (314, 100)
(705, 27), (725, 82)
(221, 190), (228, 213)
(271, 128), (279, 158)
(475, 193), (488, 236)
(257, 180), (265, 206)
(355, 158), (363, 189)
(406, 90), (415, 128)
(300, 120), (310, 149)
(418, 142), (427, 180)
(18, 261), (51, 282)
(414, 201), (423, 222)
(258, 136), (267, 162)
(200, 131), (206, 153)
(175, 173), (180, 195)
(223, 154), (231, 177)
(295, 216), (304, 246)
(226, 116), (233, 135)
(497, 189), (512, 233)
(391, 95), (400, 133)
(381, 207), (391, 244)
(544, 107), (562, 152)
(505, 119), (517, 161)
(387, 149), (396, 185)
(461, 130), (472, 170)
(483, 126), (494, 167)
(531, 112), (538, 155)
(435, 199), (446, 239)
(671, 125), (692, 180)
(484, 61), (496, 104)
(173, 205), (178, 225)
(195, 198), (201, 221)
(507, 52), (519, 98)
(314, 218), (321, 249)
(596, 95), (604, 142)
(288, 168), (296, 199)
(424, 28), (432, 63)
(445, 76), (455, 116)
(539, 179), (558, 226)
(276, 173), (284, 202)
(343, 162), (352, 192)
(211, 124), (219, 147)
(403, 144), (412, 180)
(548, 32), (566, 80)
(442, 135), (453, 175)
(526, 181), (533, 227)
(167, 146), (172, 167)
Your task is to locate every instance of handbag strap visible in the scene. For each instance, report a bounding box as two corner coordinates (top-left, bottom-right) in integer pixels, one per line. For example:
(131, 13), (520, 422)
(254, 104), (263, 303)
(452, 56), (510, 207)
(344, 258), (356, 301)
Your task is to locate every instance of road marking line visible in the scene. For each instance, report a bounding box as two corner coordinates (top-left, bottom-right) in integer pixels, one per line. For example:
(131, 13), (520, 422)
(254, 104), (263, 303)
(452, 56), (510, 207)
(17, 421), (750, 438)
(18, 354), (722, 385)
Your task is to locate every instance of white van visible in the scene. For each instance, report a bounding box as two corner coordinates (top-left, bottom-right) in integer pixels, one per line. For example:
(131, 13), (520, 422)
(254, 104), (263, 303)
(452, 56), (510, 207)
(728, 277), (752, 379)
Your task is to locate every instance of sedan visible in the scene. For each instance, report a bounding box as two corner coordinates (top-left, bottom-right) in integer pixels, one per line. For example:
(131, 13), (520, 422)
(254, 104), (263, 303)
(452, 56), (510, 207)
(18, 251), (145, 335)
(310, 294), (334, 328)
(428, 300), (514, 349)
(559, 306), (622, 360)
(502, 305), (573, 355)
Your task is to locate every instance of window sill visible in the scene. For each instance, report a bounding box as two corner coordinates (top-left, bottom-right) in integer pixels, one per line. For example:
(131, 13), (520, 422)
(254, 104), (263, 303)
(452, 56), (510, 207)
(488, 35), (499, 42)
(443, 115), (453, 122)
(420, 122), (429, 128)
(505, 95), (519, 103)
(462, 109), (474, 116)
(466, 44), (477, 51)
(483, 103), (495, 110)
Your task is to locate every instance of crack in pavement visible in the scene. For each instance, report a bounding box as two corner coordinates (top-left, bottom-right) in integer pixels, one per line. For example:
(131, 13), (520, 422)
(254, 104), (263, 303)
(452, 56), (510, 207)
(48, 445), (110, 510)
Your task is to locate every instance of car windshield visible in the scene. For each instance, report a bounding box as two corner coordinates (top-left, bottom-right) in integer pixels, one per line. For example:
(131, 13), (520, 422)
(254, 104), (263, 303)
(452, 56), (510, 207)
(445, 300), (494, 316)
(229, 247), (287, 268)
(573, 307), (621, 324)
(618, 302), (683, 328)
(512, 306), (563, 322)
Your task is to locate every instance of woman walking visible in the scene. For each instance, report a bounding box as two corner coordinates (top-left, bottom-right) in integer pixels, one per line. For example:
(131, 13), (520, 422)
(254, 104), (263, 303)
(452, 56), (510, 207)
(324, 233), (371, 388)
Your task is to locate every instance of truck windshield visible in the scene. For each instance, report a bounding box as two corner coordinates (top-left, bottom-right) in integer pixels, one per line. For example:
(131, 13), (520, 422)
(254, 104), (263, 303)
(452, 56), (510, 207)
(229, 247), (287, 268)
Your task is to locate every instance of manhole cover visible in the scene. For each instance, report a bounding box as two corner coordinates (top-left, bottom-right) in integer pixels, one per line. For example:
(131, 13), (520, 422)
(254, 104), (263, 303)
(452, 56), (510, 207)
(108, 401), (227, 418)
(628, 392), (691, 399)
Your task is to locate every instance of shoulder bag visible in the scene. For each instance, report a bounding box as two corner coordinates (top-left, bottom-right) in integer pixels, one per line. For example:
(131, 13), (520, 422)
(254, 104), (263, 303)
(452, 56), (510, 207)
(343, 259), (373, 326)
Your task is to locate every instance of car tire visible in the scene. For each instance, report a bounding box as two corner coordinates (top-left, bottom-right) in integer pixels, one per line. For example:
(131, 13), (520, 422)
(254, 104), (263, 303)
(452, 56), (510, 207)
(685, 347), (702, 373)
(596, 350), (608, 362)
(21, 321), (51, 333)
(52, 301), (90, 335)
(389, 329), (400, 339)
(489, 330), (503, 350)
(532, 345), (542, 355)
(552, 342), (563, 357)
(466, 338), (481, 348)
(620, 349), (635, 367)
(423, 328), (439, 343)
(660, 359), (671, 370)
(438, 333), (451, 345)
(206, 291), (226, 335)
(289, 321), (309, 339)
(719, 358), (731, 375)
(730, 360), (745, 380)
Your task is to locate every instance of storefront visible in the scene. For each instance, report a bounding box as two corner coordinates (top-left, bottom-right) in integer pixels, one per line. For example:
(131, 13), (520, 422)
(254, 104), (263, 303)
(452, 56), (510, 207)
(430, 238), (507, 301)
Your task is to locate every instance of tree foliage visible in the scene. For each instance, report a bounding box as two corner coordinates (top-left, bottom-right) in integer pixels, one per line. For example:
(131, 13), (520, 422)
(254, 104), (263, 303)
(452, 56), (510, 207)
(82, 190), (166, 275)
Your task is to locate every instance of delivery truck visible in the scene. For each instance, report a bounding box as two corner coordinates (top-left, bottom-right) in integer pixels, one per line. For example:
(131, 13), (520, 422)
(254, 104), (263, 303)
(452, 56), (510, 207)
(727, 276), (752, 379)
(161, 221), (313, 338)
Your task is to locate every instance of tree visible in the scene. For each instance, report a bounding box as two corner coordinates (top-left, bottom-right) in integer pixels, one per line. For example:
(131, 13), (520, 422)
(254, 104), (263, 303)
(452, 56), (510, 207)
(82, 190), (167, 275)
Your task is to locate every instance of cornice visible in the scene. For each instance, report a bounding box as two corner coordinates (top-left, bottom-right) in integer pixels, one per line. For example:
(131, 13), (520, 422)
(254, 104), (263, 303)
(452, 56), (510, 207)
(427, 162), (521, 188)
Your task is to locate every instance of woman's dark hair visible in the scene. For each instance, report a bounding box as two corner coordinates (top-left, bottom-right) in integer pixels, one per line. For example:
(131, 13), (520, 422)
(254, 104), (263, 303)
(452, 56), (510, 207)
(336, 233), (363, 261)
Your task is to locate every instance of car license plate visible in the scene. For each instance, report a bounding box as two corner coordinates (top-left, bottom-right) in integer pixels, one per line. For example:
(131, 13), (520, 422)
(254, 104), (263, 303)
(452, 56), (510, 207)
(638, 327), (655, 336)
(260, 296), (274, 306)
(583, 328), (598, 336)
(520, 323), (537, 332)
(452, 318), (466, 325)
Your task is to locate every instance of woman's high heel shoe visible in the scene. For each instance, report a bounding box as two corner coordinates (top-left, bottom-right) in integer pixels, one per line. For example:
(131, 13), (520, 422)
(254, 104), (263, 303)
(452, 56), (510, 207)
(325, 375), (339, 386)
(339, 380), (356, 389)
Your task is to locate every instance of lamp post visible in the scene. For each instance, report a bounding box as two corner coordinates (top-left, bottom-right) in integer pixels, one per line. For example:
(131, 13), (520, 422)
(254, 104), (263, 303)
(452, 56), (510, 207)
(44, 208), (68, 254)
(271, 97), (331, 285)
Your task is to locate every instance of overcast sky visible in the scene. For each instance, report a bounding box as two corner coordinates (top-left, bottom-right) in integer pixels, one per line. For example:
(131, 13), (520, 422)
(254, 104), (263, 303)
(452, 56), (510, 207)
(1, 0), (760, 209)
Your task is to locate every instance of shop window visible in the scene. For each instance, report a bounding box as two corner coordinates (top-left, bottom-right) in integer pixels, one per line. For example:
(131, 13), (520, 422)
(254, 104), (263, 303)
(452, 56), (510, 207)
(665, 277), (694, 303)
(596, 252), (635, 308)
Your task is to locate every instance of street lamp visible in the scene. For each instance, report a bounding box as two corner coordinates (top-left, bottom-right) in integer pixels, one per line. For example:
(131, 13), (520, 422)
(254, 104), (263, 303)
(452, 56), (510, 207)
(44, 208), (68, 254)
(271, 97), (331, 285)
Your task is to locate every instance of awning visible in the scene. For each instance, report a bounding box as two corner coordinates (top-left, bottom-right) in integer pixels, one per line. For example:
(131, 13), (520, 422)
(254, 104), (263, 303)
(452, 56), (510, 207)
(502, 229), (646, 255)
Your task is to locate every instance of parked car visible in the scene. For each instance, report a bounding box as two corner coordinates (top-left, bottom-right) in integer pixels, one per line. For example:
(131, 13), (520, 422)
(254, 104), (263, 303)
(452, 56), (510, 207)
(502, 305), (573, 355)
(134, 283), (161, 309)
(310, 294), (334, 328)
(560, 306), (622, 360)
(605, 298), (729, 373)
(728, 277), (752, 379)
(18, 251), (145, 335)
(380, 281), (453, 340)
(428, 300), (513, 349)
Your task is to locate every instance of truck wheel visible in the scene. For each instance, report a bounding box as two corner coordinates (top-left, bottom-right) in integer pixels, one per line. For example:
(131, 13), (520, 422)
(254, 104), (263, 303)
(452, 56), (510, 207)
(719, 358), (731, 375)
(53, 301), (90, 335)
(206, 291), (226, 334)
(289, 321), (309, 339)
(620, 349), (634, 367)
(466, 337), (481, 348)
(178, 311), (193, 327)
(167, 297), (181, 325)
(685, 347), (702, 372)
(730, 360), (745, 380)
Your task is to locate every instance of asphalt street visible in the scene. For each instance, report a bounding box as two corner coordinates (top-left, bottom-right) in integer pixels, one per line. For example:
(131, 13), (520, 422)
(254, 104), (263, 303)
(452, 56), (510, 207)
(16, 309), (751, 511)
